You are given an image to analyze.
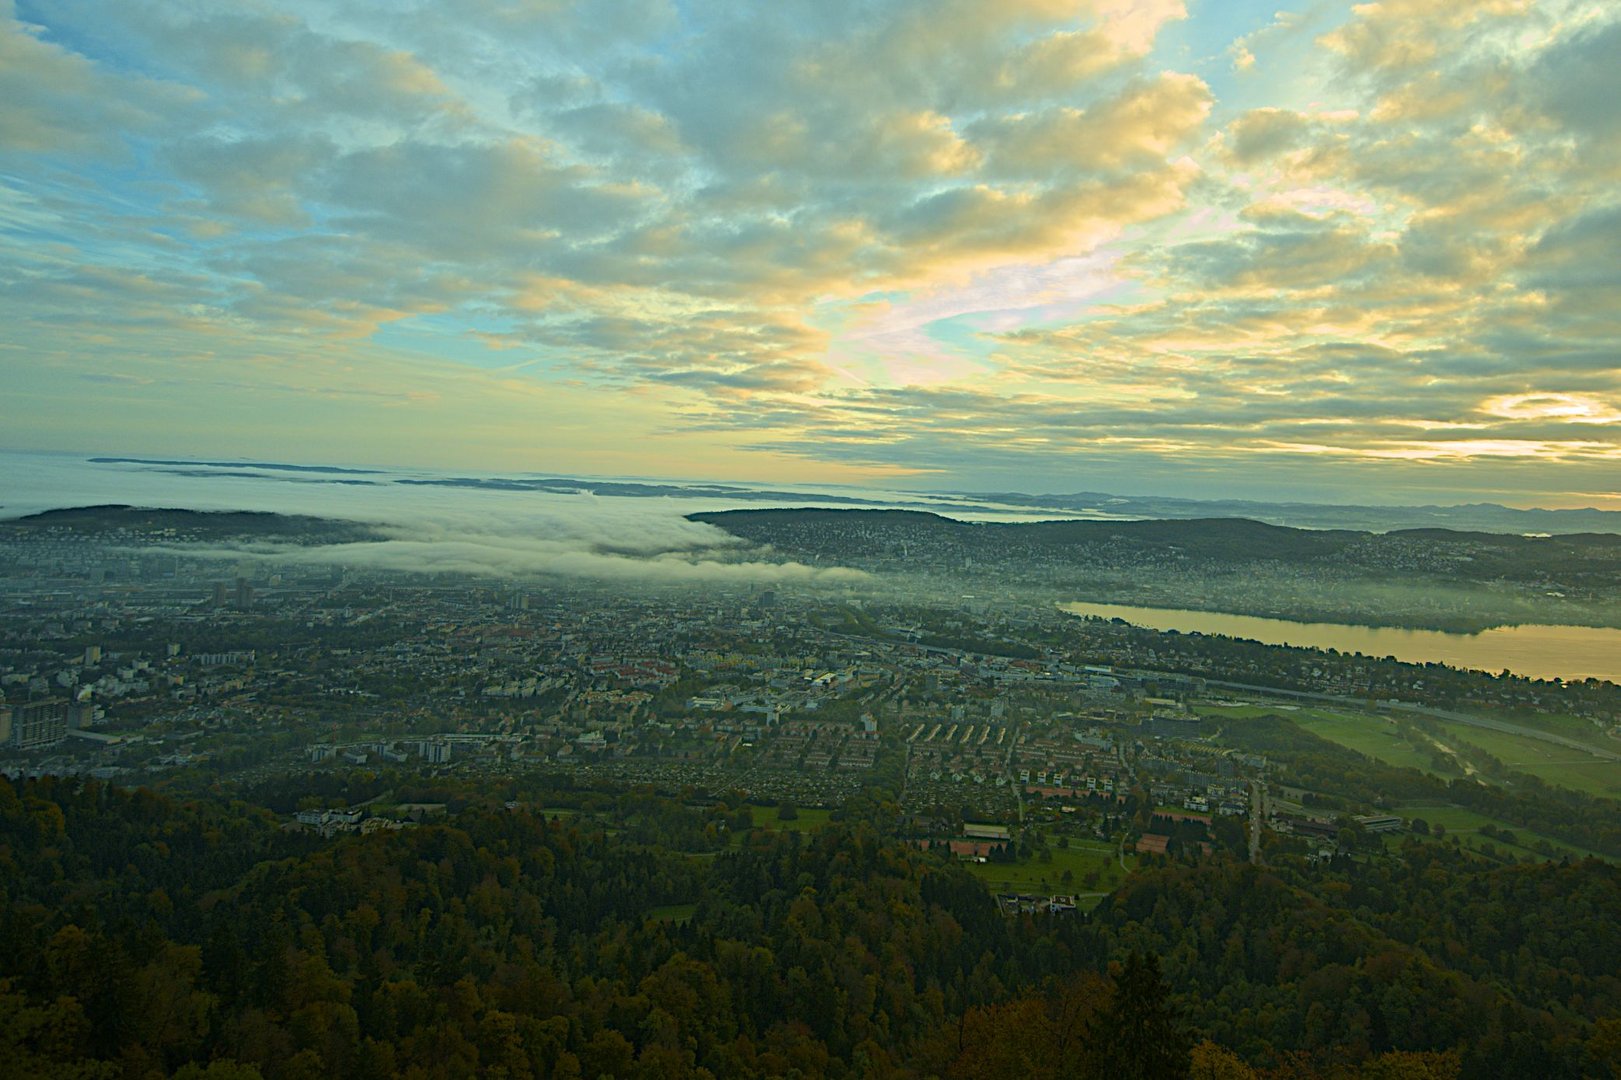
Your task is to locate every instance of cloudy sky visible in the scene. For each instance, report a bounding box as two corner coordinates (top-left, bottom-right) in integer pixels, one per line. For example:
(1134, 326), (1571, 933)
(3, 0), (1618, 507)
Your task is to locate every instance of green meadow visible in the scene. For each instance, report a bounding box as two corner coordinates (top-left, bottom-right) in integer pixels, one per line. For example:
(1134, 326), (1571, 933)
(961, 841), (1135, 903)
(1432, 722), (1621, 799)
(1288, 710), (1439, 773)
(646, 902), (699, 924)
(1199, 703), (1439, 773)
(1390, 803), (1607, 862)
(1199, 701), (1621, 800)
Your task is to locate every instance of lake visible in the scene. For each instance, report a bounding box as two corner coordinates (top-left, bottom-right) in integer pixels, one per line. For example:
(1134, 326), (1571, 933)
(1058, 601), (1621, 683)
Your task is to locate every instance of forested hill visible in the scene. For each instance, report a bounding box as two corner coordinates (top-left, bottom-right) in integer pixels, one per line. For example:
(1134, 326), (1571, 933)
(0, 505), (385, 542)
(688, 508), (1621, 630)
(689, 508), (1621, 567)
(694, 509), (1367, 560)
(4, 775), (1621, 1078)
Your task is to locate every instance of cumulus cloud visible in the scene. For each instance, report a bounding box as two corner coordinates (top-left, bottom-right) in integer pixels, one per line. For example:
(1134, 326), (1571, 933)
(3, 0), (1203, 405)
(0, 5), (191, 155)
(824, 0), (1621, 496)
(3, 0), (1619, 506)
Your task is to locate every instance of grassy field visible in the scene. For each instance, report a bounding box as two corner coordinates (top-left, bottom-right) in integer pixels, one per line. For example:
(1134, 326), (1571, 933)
(1195, 704), (1284, 721)
(1473, 709), (1621, 746)
(1289, 710), (1439, 773)
(1432, 722), (1621, 799)
(1195, 701), (1620, 864)
(646, 903), (699, 924)
(1389, 803), (1607, 862)
(1200, 703), (1441, 773)
(961, 841), (1134, 901)
(1200, 701), (1621, 800)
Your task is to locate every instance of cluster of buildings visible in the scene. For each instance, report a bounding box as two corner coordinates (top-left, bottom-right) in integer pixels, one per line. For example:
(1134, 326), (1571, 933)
(0, 697), (103, 751)
(3, 522), (1607, 891)
(290, 803), (438, 838)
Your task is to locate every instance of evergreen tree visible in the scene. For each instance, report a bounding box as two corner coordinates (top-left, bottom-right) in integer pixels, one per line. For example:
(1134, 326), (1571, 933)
(1089, 952), (1191, 1080)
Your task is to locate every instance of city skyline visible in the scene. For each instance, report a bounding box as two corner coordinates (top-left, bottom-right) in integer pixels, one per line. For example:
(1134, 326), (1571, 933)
(3, 0), (1619, 507)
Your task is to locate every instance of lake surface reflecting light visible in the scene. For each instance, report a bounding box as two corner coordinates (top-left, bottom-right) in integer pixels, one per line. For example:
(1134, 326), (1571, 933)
(1059, 601), (1621, 683)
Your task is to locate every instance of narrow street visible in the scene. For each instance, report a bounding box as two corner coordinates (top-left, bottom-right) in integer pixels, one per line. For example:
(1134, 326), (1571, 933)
(1005, 722), (1025, 825)
(1249, 780), (1266, 865)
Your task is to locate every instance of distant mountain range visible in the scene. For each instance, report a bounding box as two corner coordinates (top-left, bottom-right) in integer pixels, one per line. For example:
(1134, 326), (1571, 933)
(688, 508), (1621, 567)
(89, 456), (384, 475)
(59, 455), (1621, 533)
(952, 489), (1621, 534)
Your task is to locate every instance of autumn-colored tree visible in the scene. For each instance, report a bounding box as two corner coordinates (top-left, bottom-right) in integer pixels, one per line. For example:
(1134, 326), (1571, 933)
(1359, 1049), (1461, 1080)
(1590, 1018), (1621, 1080)
(1189, 1040), (1259, 1079)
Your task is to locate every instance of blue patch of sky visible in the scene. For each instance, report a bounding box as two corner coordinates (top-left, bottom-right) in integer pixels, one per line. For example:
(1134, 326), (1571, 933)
(852, 288), (913, 307)
(17, 2), (156, 81)
(3, 161), (171, 270)
(1149, 0), (1279, 75)
(0, 174), (69, 245)
(1151, 0), (1345, 119)
(920, 314), (993, 356)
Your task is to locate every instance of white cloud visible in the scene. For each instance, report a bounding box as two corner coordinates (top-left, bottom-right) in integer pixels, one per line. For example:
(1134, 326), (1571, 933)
(3, 0), (1619, 506)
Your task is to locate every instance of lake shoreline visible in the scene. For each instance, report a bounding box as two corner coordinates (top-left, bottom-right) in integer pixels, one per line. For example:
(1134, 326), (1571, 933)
(1048, 590), (1621, 636)
(1058, 600), (1621, 683)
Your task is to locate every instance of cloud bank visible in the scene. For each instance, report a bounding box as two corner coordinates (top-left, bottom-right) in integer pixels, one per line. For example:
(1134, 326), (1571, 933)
(141, 535), (870, 589)
(3, 453), (869, 587)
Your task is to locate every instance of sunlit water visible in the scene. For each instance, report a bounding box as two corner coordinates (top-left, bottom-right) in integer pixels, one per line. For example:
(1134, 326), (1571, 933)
(1059, 601), (1621, 682)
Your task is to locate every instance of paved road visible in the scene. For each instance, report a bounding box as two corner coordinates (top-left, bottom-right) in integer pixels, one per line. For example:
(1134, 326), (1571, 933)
(1006, 723), (1025, 825)
(1204, 678), (1621, 762)
(1249, 780), (1265, 865)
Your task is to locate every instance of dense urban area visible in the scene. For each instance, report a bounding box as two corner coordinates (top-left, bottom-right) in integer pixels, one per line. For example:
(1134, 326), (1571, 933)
(4, 507), (1621, 1079)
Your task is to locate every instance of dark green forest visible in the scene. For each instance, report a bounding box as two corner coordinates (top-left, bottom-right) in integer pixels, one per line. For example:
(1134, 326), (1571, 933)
(3, 775), (1620, 1079)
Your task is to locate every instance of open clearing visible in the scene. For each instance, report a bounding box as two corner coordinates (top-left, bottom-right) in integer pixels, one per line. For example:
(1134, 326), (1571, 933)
(1288, 710), (1438, 773)
(1433, 722), (1621, 798)
(962, 843), (1135, 901)
(1390, 803), (1607, 862)
(1200, 701), (1621, 799)
(1199, 703), (1439, 773)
